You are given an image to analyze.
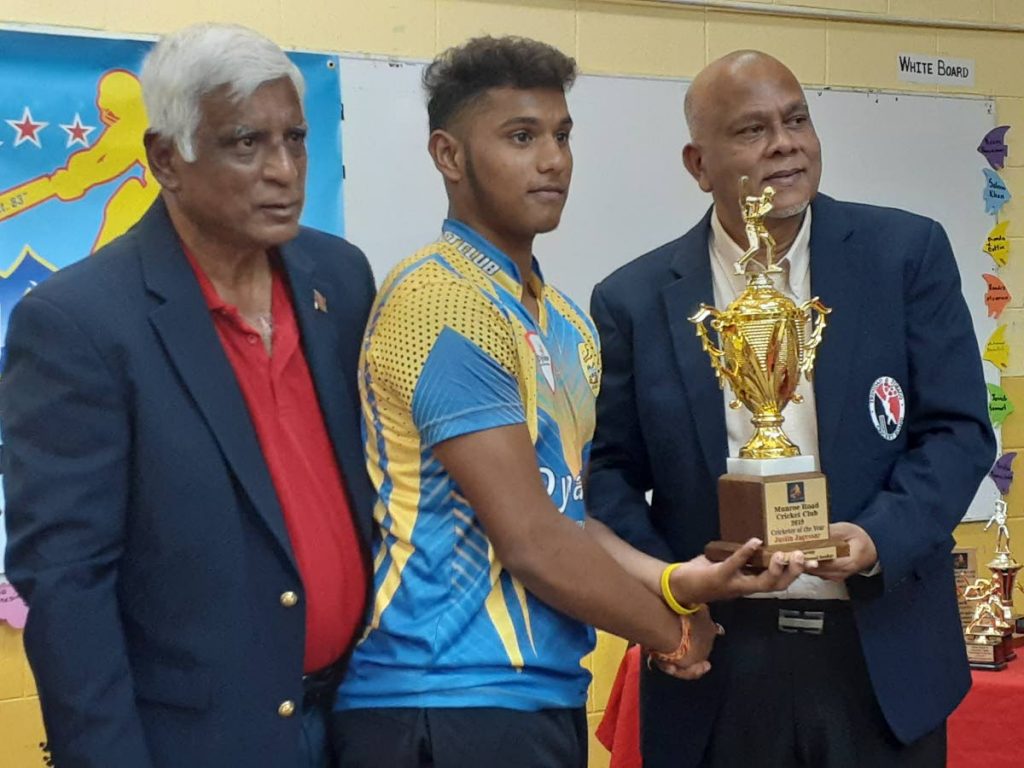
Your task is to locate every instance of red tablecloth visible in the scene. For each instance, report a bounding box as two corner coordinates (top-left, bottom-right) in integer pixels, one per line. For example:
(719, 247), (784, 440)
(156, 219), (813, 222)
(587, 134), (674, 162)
(949, 657), (1024, 768)
(595, 645), (642, 768)
(597, 645), (1024, 768)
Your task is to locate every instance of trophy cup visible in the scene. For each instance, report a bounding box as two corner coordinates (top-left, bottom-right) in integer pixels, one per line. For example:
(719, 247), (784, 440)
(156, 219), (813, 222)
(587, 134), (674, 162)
(691, 179), (849, 568)
(962, 576), (1011, 670)
(984, 499), (1021, 658)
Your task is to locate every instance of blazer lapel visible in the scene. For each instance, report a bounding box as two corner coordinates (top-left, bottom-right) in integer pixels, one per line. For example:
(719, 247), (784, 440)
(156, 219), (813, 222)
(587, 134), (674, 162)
(808, 195), (864, 471)
(661, 209), (729, 478)
(279, 242), (372, 544)
(138, 201), (298, 571)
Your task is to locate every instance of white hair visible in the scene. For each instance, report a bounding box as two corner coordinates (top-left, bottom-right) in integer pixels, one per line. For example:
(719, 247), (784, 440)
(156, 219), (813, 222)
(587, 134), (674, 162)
(141, 23), (305, 162)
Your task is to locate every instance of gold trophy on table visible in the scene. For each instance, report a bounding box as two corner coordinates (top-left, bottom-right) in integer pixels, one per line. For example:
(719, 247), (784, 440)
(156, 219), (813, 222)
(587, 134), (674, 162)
(961, 498), (1021, 669)
(962, 575), (1012, 670)
(985, 499), (1021, 656)
(690, 178), (849, 568)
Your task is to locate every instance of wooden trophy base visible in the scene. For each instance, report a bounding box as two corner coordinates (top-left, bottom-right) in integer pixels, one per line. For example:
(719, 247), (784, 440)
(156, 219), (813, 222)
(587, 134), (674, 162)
(705, 538), (850, 568)
(705, 467), (848, 570)
(966, 636), (1009, 671)
(1003, 634), (1017, 661)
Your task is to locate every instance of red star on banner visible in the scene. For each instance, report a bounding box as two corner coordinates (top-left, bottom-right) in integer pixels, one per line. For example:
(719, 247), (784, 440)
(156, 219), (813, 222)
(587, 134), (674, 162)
(6, 107), (48, 148)
(60, 113), (96, 148)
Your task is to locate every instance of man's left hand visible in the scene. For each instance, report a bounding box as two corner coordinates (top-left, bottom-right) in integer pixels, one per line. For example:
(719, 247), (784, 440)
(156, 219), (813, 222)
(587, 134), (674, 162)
(806, 522), (878, 582)
(652, 608), (722, 681)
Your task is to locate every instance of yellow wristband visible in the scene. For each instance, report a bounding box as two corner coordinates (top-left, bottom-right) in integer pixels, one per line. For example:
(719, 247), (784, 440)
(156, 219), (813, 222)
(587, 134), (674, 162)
(660, 563), (704, 616)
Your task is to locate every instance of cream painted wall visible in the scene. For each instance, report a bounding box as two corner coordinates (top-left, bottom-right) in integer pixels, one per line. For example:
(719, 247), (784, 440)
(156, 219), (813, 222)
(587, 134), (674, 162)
(0, 2), (1022, 766)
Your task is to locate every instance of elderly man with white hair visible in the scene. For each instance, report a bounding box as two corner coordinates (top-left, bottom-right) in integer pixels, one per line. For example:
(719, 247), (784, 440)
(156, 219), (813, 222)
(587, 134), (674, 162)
(1, 23), (375, 768)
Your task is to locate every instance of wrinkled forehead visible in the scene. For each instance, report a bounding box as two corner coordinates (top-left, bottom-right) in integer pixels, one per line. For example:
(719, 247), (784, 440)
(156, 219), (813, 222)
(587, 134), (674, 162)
(198, 78), (305, 129)
(704, 63), (807, 126)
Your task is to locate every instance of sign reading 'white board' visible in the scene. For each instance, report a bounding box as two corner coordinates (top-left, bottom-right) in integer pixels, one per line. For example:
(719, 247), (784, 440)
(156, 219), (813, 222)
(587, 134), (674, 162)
(897, 53), (975, 87)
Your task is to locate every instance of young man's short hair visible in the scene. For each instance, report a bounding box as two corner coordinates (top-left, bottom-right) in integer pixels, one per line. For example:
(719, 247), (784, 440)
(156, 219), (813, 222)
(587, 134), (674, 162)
(423, 36), (577, 132)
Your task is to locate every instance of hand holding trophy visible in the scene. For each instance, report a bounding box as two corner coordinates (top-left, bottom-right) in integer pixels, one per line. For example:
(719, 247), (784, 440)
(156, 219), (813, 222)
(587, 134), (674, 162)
(690, 177), (849, 568)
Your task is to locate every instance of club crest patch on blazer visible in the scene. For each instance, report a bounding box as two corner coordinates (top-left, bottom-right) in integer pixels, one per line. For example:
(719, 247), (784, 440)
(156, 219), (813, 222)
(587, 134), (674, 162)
(869, 376), (906, 441)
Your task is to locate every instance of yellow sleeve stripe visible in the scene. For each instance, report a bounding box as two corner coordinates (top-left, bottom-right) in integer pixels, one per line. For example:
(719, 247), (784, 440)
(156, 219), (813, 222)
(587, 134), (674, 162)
(512, 578), (537, 656)
(483, 559), (525, 669)
(365, 431), (423, 632)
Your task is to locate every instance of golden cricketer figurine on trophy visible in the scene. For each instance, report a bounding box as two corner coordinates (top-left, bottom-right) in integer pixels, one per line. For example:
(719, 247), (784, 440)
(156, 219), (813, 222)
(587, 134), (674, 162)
(690, 177), (849, 568)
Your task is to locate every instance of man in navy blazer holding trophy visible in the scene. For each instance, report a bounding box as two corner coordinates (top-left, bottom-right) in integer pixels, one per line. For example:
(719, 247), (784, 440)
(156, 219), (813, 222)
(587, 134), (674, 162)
(588, 50), (994, 768)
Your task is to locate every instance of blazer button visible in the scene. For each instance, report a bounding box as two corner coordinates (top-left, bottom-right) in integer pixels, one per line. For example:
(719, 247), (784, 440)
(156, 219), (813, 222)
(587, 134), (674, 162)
(280, 591), (299, 608)
(278, 700), (296, 718)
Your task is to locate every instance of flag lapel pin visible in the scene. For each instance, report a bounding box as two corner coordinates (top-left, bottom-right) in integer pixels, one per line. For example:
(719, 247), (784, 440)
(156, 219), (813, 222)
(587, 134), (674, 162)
(313, 289), (328, 313)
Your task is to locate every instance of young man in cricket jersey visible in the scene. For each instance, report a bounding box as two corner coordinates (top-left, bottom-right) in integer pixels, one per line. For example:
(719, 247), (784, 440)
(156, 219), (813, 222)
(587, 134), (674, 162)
(333, 37), (803, 768)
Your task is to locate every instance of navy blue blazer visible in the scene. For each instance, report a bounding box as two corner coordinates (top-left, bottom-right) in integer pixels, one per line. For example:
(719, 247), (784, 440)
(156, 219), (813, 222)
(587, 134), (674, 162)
(1, 200), (376, 768)
(588, 194), (995, 767)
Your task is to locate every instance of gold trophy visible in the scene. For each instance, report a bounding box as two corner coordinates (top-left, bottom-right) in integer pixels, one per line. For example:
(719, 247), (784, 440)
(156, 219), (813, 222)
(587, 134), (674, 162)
(690, 179), (849, 568)
(984, 499), (1021, 657)
(962, 576), (1011, 670)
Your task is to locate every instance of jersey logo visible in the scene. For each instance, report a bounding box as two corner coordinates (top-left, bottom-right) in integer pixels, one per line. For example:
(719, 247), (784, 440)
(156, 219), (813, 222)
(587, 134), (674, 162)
(577, 342), (600, 396)
(442, 230), (500, 276)
(869, 376), (905, 441)
(526, 331), (555, 391)
(539, 467), (584, 514)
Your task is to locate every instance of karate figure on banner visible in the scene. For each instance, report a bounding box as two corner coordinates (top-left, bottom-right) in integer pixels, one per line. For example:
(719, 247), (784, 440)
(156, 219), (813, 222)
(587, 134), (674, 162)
(0, 69), (156, 252)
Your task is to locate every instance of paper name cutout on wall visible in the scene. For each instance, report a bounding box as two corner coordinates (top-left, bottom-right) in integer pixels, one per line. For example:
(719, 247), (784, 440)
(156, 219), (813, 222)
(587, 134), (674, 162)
(983, 273), (1012, 318)
(0, 579), (27, 630)
(978, 125), (1011, 170)
(984, 169), (1013, 215)
(988, 383), (1016, 427)
(990, 451), (1017, 495)
(984, 221), (1011, 267)
(984, 324), (1010, 369)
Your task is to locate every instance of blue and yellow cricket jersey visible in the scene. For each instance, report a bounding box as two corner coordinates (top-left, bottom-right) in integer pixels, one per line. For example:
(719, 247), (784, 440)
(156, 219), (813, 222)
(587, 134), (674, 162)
(336, 219), (602, 711)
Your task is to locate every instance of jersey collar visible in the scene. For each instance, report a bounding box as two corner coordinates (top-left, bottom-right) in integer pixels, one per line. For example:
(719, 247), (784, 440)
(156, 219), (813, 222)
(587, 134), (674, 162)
(441, 218), (546, 298)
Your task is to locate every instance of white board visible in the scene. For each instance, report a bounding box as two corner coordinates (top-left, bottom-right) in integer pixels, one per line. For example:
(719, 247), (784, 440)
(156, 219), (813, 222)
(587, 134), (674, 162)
(339, 56), (999, 522)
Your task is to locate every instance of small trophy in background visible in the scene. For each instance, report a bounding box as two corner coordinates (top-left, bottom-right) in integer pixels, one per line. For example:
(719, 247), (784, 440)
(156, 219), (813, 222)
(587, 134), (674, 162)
(961, 497), (1022, 670)
(985, 499), (1021, 652)
(691, 178), (849, 568)
(962, 575), (1011, 670)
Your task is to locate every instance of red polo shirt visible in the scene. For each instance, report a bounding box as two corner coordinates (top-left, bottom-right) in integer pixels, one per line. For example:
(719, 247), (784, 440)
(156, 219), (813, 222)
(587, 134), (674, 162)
(186, 250), (366, 673)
